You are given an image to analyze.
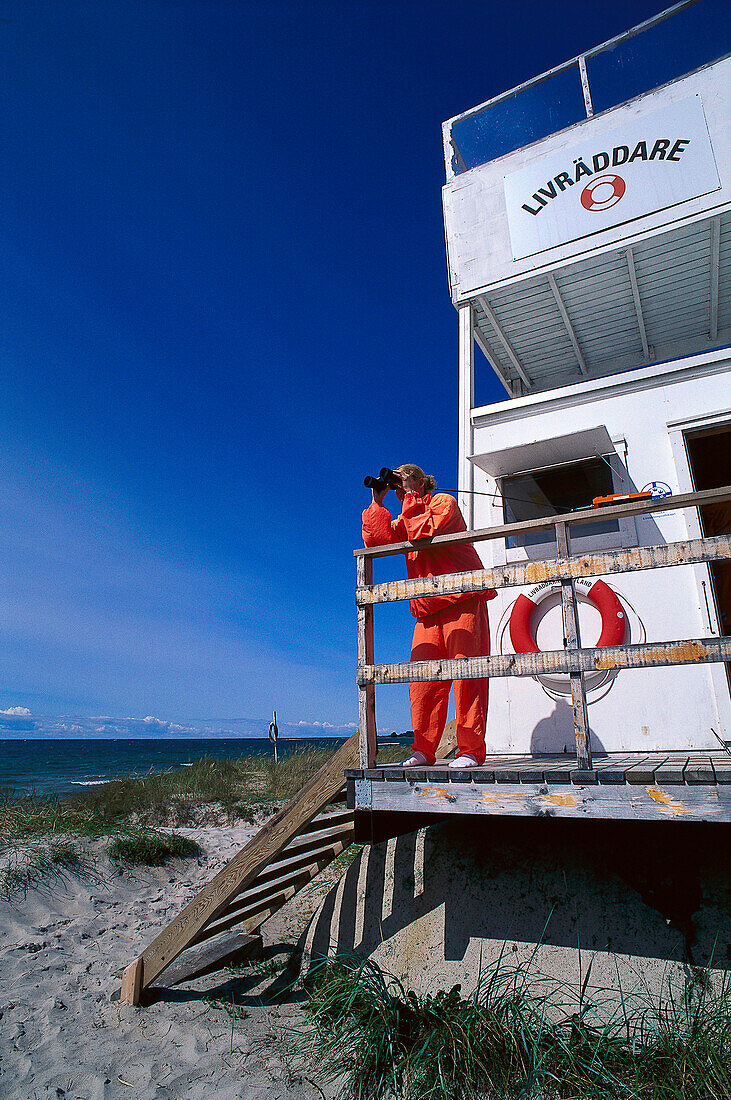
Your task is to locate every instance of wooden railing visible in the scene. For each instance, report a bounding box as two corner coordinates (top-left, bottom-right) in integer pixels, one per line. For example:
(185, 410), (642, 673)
(354, 486), (731, 772)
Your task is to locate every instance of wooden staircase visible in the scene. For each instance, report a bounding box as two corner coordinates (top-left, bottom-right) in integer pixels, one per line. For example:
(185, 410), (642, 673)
(120, 733), (358, 1004)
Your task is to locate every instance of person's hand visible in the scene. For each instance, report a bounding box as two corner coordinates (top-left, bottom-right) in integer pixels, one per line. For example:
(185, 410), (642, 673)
(372, 485), (388, 505)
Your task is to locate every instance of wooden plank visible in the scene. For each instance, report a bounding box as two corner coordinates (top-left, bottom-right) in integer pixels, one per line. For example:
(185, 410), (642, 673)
(470, 767), (496, 782)
(594, 754), (646, 784)
(547, 272), (588, 373)
(299, 809), (353, 834)
(208, 841), (351, 929)
(353, 486), (731, 560)
(625, 756), (667, 784)
(384, 768), (409, 782)
(420, 768), (452, 783)
(366, 777), (731, 823)
(356, 535), (731, 606)
(684, 755), (716, 784)
(120, 957), (144, 1006)
(435, 718), (458, 759)
(535, 757), (574, 783)
(136, 732), (359, 990)
(357, 556), (377, 769)
(474, 756), (526, 783)
(556, 521), (591, 770)
(246, 837), (352, 889)
(270, 821), (355, 860)
(149, 933), (262, 990)
(196, 886), (300, 944)
(571, 769), (598, 784)
(626, 246), (650, 360)
(448, 768), (476, 783)
(496, 758), (550, 783)
(712, 759), (731, 783)
(654, 756), (689, 785)
(358, 637), (731, 685)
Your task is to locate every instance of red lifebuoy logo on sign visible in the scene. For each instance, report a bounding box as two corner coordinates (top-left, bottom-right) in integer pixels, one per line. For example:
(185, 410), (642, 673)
(580, 174), (626, 211)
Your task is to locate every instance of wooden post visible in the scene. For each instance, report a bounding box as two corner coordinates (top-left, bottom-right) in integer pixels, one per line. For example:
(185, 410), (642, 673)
(357, 554), (378, 769)
(555, 521), (592, 770)
(120, 957), (144, 1006)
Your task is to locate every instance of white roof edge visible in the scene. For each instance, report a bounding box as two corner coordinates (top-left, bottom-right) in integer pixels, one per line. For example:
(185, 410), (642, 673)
(471, 346), (731, 425)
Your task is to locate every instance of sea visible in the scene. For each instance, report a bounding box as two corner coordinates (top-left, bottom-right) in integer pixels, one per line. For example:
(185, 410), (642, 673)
(0, 737), (350, 798)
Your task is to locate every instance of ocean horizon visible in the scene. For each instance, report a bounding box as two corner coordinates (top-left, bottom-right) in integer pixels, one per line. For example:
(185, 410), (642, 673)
(0, 736), (353, 798)
(0, 711), (413, 796)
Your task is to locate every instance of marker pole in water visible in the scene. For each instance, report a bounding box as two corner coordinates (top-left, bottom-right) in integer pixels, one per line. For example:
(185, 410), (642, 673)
(268, 709), (279, 766)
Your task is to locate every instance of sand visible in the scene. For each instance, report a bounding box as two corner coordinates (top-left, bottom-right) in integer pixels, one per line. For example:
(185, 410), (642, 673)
(0, 823), (341, 1100)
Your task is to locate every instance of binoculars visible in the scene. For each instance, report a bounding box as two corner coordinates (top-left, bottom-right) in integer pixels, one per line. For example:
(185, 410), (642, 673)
(364, 467), (402, 492)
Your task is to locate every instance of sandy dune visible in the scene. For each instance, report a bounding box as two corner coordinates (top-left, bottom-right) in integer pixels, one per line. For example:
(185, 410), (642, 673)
(0, 824), (337, 1099)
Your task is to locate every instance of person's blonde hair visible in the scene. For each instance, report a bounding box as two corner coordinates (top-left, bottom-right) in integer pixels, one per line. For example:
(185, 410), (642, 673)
(395, 464), (437, 492)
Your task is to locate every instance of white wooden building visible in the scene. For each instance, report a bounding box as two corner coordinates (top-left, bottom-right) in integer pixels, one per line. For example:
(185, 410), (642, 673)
(444, 0), (731, 755)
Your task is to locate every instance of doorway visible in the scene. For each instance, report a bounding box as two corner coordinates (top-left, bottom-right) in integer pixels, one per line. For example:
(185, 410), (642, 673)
(685, 425), (731, 690)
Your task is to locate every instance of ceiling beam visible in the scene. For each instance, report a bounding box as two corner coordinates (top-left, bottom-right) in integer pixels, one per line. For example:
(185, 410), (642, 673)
(710, 215), (721, 343)
(625, 246), (650, 362)
(547, 273), (587, 375)
(477, 296), (532, 389)
(473, 325), (518, 397)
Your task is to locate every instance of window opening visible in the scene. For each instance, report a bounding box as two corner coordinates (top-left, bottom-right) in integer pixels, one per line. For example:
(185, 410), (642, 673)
(685, 425), (731, 693)
(502, 456), (619, 549)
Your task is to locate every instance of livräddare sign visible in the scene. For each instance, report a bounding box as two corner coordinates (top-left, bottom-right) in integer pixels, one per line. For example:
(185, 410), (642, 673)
(504, 96), (720, 260)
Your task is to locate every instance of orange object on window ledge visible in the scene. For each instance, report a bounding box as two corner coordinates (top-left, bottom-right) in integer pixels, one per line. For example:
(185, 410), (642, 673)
(592, 491), (653, 508)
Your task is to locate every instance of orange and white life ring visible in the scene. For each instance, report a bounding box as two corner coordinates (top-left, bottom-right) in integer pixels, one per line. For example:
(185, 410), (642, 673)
(510, 579), (626, 655)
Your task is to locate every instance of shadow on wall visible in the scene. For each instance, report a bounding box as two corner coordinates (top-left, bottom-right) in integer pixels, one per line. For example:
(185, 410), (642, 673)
(307, 817), (731, 974)
(530, 699), (607, 755)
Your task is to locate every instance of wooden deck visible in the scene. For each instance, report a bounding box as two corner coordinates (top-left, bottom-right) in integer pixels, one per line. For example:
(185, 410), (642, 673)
(346, 752), (731, 823)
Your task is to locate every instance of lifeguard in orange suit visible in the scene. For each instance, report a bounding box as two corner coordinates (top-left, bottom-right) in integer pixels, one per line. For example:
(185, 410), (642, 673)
(362, 464), (496, 769)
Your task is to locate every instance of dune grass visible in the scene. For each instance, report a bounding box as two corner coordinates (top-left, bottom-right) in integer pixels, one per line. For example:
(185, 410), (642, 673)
(303, 954), (731, 1100)
(107, 828), (201, 865)
(0, 839), (94, 900)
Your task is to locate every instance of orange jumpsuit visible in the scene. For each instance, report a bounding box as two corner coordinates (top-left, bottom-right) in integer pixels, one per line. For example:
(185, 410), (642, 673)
(362, 491), (496, 765)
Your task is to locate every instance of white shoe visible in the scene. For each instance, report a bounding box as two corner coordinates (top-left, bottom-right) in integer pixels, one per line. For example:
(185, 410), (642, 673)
(449, 754), (480, 770)
(401, 751), (429, 767)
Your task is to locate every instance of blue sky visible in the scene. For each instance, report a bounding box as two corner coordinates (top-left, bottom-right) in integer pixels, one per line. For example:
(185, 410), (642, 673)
(1, 0), (671, 733)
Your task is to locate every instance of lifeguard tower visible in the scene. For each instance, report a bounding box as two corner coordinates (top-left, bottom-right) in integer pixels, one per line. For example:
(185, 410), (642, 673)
(121, 1), (731, 1005)
(348, 0), (731, 823)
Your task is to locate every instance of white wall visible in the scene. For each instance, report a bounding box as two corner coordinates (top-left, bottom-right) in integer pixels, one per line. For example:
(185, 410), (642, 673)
(470, 349), (731, 753)
(443, 57), (730, 303)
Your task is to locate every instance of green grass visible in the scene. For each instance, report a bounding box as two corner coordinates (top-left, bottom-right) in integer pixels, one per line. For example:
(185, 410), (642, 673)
(62, 756), (266, 828)
(302, 954), (731, 1100)
(259, 745), (399, 800)
(107, 828), (201, 865)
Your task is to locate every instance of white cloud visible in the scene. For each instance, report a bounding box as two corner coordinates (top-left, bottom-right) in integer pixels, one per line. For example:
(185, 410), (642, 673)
(296, 719), (357, 730)
(0, 706), (31, 716)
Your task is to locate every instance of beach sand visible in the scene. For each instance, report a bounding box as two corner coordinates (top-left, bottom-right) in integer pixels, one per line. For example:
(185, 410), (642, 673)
(0, 823), (341, 1099)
